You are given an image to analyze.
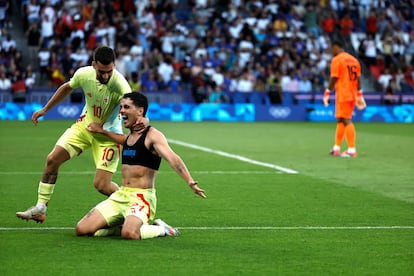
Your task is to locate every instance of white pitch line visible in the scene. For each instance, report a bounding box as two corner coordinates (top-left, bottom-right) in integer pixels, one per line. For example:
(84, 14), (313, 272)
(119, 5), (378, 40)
(168, 139), (298, 174)
(0, 171), (283, 175)
(1, 226), (413, 231)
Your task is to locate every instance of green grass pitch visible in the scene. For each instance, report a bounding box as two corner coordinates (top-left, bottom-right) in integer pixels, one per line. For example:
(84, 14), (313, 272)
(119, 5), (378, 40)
(0, 120), (413, 275)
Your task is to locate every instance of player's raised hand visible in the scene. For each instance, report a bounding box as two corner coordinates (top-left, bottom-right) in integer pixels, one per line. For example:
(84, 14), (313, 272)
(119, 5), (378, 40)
(32, 109), (46, 126)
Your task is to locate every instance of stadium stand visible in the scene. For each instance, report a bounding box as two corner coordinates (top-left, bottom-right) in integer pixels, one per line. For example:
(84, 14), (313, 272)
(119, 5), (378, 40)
(1, 0), (413, 106)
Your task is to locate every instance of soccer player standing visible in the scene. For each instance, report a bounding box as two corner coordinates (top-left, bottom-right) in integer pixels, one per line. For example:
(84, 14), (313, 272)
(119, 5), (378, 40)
(323, 40), (366, 157)
(16, 46), (143, 222)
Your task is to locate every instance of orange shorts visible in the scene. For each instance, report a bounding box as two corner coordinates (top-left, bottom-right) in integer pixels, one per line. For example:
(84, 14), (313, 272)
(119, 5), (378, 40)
(335, 101), (355, 119)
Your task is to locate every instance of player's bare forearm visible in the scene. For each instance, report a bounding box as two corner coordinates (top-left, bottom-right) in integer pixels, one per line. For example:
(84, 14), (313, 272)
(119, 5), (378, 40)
(86, 122), (127, 144)
(32, 83), (73, 125)
(102, 130), (127, 144)
(43, 83), (73, 112)
(169, 157), (206, 198)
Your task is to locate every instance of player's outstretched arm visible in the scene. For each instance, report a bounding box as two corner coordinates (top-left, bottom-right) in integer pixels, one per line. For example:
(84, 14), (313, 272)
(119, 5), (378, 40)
(152, 129), (207, 199)
(32, 82), (73, 125)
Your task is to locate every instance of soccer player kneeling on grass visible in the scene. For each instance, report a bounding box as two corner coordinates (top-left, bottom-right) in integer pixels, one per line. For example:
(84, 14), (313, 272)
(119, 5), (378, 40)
(76, 92), (206, 239)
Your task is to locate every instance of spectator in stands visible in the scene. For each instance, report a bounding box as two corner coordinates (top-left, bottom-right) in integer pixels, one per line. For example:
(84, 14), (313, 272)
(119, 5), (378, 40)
(12, 50), (24, 73)
(298, 74), (313, 93)
(69, 26), (85, 51)
(37, 46), (50, 81)
(384, 76), (398, 105)
(130, 40), (144, 63)
(128, 71), (141, 92)
(41, 17), (56, 49)
(115, 50), (127, 78)
(191, 70), (206, 103)
(338, 12), (353, 44)
(168, 70), (181, 93)
(0, 70), (11, 90)
(0, 0), (8, 29)
(391, 34), (406, 62)
(24, 64), (36, 89)
(208, 83), (227, 103)
(11, 72), (27, 103)
(1, 33), (16, 54)
(266, 68), (282, 104)
(378, 68), (393, 92)
(160, 31), (174, 56)
(26, 0), (40, 26)
(320, 10), (336, 40)
(256, 9), (271, 34)
(228, 17), (243, 39)
(211, 66), (224, 88)
(69, 47), (89, 68)
(194, 41), (208, 60)
(125, 49), (141, 81)
(363, 34), (378, 67)
(141, 70), (158, 93)
(47, 52), (65, 88)
(273, 13), (288, 33)
(182, 30), (198, 53)
(405, 34), (414, 64)
(237, 34), (254, 69)
(236, 69), (255, 93)
(26, 22), (41, 67)
(41, 1), (56, 24)
(284, 71), (300, 93)
(203, 61), (215, 79)
(178, 60), (192, 90)
(303, 4), (320, 37)
(365, 9), (378, 37)
(190, 57), (203, 77)
(157, 55), (174, 90)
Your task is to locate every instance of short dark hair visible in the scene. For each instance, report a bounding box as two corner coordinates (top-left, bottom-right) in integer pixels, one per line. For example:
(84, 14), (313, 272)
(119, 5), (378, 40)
(331, 40), (344, 48)
(124, 92), (148, 116)
(93, 46), (115, 65)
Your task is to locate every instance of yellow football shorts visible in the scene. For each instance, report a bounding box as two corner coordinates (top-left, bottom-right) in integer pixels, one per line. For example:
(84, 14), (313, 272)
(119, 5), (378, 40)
(55, 122), (120, 173)
(95, 186), (157, 227)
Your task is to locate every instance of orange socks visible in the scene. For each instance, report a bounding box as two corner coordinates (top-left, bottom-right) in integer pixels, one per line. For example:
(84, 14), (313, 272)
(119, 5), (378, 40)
(345, 123), (356, 148)
(335, 122), (345, 147)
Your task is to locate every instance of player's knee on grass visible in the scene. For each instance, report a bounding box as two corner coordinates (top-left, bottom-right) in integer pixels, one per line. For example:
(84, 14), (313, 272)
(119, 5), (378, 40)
(75, 222), (92, 236)
(121, 216), (144, 240)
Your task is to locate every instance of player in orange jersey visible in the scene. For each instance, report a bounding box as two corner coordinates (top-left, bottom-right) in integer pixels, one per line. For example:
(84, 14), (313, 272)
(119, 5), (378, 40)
(323, 40), (366, 157)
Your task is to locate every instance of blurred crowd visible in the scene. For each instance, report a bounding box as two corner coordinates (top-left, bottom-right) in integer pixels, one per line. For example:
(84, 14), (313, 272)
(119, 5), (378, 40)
(0, 0), (413, 104)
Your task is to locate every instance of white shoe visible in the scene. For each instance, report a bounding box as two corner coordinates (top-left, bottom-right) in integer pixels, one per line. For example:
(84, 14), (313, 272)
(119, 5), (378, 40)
(16, 206), (46, 223)
(154, 219), (180, 236)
